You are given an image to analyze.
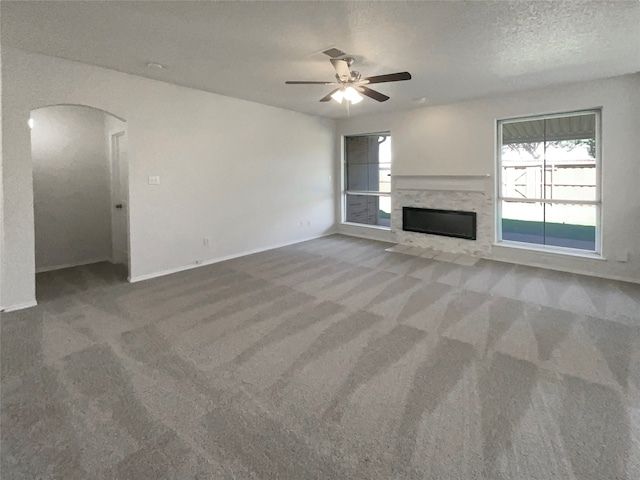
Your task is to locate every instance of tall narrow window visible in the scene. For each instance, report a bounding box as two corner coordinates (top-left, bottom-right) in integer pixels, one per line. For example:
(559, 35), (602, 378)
(344, 133), (391, 228)
(498, 110), (600, 253)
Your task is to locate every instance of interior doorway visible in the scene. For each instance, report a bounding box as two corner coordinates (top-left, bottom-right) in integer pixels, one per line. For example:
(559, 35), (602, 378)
(30, 104), (130, 291)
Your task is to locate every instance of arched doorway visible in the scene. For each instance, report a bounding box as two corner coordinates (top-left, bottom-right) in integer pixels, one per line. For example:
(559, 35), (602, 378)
(30, 104), (130, 296)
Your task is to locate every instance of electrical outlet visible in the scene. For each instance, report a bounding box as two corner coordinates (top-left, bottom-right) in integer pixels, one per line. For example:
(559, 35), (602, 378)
(307, 220), (311, 227)
(203, 237), (210, 246)
(148, 175), (160, 185)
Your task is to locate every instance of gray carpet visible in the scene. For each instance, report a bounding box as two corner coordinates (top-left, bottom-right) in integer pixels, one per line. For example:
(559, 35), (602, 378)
(2, 234), (640, 479)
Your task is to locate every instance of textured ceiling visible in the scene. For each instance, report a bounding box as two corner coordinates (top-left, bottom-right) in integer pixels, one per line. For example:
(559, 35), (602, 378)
(2, 1), (639, 119)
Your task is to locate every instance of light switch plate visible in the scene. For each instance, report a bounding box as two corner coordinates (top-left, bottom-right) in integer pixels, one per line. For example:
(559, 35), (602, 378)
(148, 175), (160, 185)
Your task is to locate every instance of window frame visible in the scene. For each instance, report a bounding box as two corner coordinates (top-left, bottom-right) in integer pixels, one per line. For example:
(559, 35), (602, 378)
(496, 109), (602, 255)
(342, 131), (392, 229)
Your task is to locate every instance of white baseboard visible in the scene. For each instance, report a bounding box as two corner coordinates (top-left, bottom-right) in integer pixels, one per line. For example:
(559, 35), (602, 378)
(129, 232), (334, 283)
(486, 254), (640, 285)
(1, 300), (38, 313)
(337, 223), (396, 243)
(36, 257), (113, 273)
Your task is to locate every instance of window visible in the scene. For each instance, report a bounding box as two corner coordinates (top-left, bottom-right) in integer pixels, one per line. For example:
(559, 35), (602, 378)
(497, 110), (600, 253)
(343, 133), (391, 228)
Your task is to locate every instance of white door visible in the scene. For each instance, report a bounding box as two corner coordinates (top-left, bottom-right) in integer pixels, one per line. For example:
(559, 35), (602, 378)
(111, 132), (129, 266)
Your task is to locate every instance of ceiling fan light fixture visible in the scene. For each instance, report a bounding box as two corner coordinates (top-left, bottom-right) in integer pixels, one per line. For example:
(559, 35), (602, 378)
(331, 89), (345, 104)
(331, 86), (363, 105)
(344, 86), (363, 104)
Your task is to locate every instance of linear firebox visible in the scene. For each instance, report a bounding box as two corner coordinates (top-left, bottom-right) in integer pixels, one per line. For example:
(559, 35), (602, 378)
(402, 207), (477, 240)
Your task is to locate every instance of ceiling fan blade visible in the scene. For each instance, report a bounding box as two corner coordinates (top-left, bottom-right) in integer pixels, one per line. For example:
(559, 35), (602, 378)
(323, 47), (346, 58)
(330, 58), (351, 80)
(363, 72), (412, 84)
(319, 88), (341, 102)
(358, 86), (390, 102)
(285, 81), (339, 85)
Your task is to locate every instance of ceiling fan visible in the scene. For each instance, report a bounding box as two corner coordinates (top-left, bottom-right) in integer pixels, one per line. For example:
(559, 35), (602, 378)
(285, 48), (412, 104)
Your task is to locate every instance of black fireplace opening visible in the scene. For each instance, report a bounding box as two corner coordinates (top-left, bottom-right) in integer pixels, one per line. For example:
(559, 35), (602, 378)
(403, 207), (477, 240)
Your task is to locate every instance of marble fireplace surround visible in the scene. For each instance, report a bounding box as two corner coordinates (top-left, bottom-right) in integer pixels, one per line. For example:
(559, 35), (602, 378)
(391, 175), (493, 257)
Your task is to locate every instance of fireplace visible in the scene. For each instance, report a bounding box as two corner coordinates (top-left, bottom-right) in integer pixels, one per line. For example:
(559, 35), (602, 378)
(402, 207), (477, 240)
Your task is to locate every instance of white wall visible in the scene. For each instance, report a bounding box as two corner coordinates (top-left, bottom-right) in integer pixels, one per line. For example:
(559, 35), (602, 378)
(31, 106), (112, 271)
(1, 47), (335, 310)
(336, 74), (640, 283)
(0, 24), (4, 309)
